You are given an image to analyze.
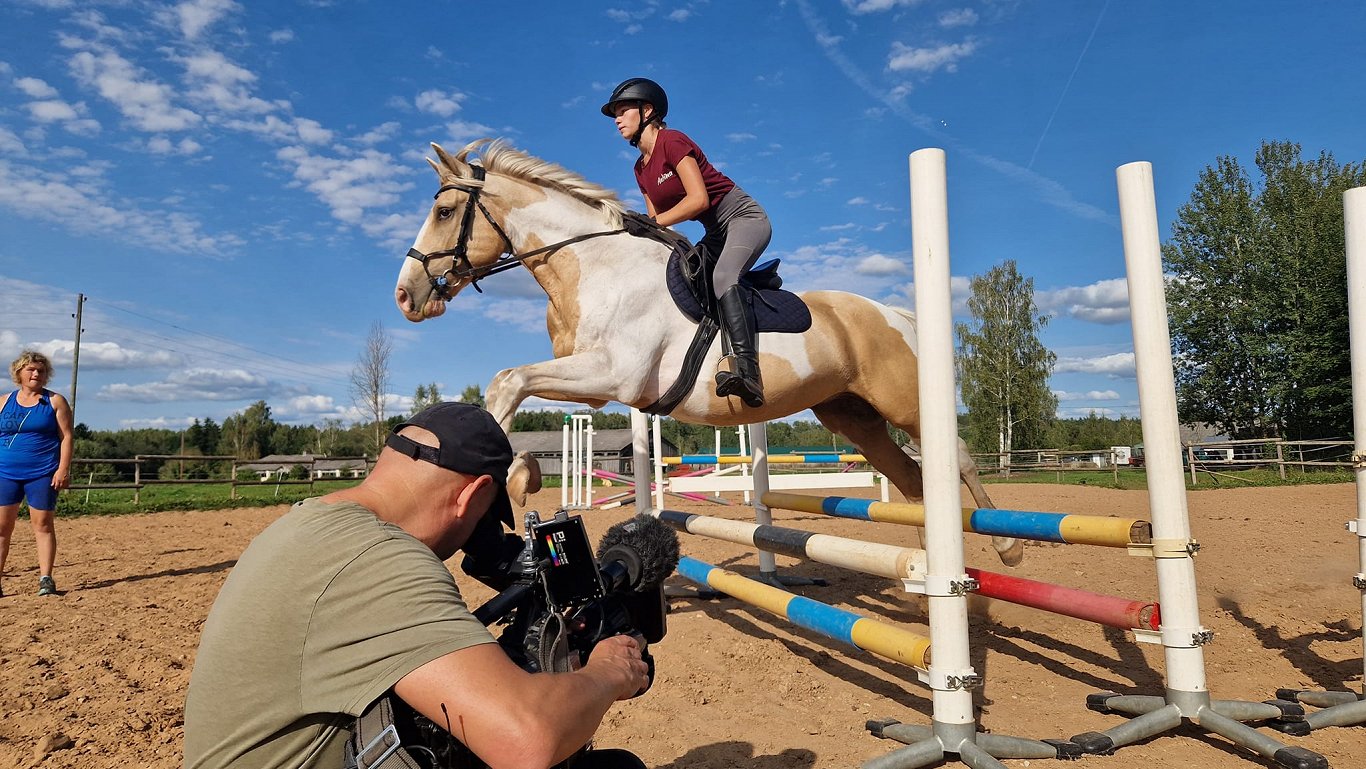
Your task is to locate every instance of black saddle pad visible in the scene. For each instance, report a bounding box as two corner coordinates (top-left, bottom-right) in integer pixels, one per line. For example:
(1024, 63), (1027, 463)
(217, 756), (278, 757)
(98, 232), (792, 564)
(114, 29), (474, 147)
(666, 249), (812, 334)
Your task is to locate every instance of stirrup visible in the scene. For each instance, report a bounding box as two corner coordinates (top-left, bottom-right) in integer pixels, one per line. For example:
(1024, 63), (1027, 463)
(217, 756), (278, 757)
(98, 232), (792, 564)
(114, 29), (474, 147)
(715, 371), (765, 407)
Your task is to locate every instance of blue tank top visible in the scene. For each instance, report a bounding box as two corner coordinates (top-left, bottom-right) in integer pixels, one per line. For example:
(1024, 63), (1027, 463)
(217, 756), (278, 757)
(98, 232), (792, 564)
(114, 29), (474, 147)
(0, 389), (61, 480)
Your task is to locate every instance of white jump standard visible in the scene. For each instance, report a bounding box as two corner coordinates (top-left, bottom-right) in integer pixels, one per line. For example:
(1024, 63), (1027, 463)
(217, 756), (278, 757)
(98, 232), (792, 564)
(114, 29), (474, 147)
(1268, 184), (1366, 735)
(1061, 163), (1323, 768)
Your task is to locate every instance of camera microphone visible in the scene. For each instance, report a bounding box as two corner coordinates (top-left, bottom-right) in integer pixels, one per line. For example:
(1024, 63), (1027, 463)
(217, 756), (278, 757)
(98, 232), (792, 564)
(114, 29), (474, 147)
(595, 514), (681, 593)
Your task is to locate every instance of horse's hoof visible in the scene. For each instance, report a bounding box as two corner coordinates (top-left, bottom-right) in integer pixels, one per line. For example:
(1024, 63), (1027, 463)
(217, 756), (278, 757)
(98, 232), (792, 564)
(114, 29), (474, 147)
(998, 540), (1025, 567)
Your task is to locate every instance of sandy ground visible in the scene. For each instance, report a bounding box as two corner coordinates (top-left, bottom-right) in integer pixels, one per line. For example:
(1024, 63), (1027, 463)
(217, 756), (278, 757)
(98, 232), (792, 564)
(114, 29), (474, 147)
(1, 482), (1363, 768)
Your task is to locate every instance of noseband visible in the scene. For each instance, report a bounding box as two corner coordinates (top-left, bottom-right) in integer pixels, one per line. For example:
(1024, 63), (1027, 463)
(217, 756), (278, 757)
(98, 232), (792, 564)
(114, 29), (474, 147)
(405, 164), (627, 299)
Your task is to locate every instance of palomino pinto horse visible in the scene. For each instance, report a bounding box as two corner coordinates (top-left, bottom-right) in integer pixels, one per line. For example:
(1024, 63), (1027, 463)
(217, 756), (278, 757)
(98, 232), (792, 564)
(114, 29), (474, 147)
(394, 139), (1022, 567)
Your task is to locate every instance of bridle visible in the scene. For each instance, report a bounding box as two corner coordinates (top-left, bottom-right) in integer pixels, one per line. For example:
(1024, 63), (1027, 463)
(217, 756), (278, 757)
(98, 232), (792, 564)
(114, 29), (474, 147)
(405, 165), (627, 298)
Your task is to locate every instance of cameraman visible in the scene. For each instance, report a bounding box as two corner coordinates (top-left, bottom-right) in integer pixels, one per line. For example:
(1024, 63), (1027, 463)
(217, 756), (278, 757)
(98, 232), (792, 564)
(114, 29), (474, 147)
(184, 403), (649, 769)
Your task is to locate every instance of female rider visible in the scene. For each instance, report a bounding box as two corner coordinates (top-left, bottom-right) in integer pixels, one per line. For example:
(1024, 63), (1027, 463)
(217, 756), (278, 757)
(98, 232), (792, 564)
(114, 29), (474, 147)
(601, 78), (771, 408)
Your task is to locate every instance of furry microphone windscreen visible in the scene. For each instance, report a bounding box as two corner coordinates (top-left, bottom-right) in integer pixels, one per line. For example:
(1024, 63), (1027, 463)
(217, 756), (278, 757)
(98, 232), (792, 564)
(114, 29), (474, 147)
(596, 514), (681, 589)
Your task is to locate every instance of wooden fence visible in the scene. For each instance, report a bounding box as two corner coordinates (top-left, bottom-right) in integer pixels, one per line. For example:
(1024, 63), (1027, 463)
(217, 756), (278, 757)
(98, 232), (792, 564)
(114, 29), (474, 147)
(70, 454), (373, 503)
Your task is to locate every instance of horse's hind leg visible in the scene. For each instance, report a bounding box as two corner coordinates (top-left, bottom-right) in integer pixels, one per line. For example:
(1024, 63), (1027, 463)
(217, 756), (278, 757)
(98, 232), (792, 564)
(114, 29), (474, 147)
(812, 396), (929, 551)
(814, 395), (1022, 567)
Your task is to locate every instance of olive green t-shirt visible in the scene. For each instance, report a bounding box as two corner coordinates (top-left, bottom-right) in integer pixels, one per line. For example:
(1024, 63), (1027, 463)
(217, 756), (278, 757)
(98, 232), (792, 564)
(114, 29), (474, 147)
(183, 498), (495, 769)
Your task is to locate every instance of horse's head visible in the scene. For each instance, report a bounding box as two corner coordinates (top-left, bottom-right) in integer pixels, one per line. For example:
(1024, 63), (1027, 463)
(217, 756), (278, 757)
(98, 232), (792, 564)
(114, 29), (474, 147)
(395, 142), (511, 322)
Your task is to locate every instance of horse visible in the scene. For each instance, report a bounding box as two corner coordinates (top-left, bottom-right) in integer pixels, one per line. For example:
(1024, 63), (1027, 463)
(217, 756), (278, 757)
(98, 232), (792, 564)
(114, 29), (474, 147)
(393, 139), (1022, 567)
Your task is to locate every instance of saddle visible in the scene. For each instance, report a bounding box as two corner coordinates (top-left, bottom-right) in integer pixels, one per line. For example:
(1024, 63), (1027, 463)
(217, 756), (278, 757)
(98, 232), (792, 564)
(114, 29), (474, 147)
(620, 212), (811, 415)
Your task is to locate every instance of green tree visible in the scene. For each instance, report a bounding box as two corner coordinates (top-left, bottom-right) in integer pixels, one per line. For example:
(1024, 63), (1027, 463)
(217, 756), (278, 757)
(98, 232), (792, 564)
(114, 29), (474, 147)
(955, 260), (1058, 456)
(1164, 141), (1366, 439)
(458, 384), (485, 408)
(219, 401), (276, 460)
(412, 383), (444, 414)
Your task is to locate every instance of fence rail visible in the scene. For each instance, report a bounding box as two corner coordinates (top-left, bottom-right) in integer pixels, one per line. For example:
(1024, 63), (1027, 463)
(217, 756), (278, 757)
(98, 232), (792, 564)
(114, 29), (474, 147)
(69, 454), (373, 503)
(969, 438), (1354, 486)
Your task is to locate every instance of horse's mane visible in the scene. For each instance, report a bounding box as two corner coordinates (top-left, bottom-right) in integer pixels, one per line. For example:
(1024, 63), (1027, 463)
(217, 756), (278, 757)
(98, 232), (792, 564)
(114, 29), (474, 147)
(454, 138), (625, 228)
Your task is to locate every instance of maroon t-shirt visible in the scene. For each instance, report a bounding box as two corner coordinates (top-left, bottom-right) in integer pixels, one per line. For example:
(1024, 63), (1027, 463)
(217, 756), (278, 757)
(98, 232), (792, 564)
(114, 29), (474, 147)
(634, 129), (735, 219)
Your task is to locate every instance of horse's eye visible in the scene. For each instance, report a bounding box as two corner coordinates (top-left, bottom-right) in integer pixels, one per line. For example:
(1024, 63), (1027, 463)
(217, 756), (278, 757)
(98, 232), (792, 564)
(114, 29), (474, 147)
(437, 207), (453, 220)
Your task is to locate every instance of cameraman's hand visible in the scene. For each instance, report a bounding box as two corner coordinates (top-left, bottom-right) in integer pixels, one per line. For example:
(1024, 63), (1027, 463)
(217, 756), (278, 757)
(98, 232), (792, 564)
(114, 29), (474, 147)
(584, 634), (650, 701)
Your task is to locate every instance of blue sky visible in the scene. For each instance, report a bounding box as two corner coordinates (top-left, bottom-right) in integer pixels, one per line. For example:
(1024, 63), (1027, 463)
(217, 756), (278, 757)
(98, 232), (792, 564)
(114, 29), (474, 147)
(2, 0), (1364, 432)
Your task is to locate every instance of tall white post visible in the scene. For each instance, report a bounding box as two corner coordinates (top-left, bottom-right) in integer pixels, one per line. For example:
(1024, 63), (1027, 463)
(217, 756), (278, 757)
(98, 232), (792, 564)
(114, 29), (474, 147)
(1345, 186), (1366, 694)
(909, 148), (977, 743)
(652, 414), (665, 510)
(1116, 162), (1209, 705)
(631, 408), (653, 512)
(749, 421), (776, 576)
(560, 417), (570, 509)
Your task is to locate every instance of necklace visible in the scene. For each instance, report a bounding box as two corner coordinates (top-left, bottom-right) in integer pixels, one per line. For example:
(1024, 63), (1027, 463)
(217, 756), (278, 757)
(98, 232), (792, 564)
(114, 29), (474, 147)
(3, 396), (33, 448)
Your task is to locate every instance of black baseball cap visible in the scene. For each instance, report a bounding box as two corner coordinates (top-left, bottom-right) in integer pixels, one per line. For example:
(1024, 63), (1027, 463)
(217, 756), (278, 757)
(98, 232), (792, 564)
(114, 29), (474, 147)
(386, 402), (515, 528)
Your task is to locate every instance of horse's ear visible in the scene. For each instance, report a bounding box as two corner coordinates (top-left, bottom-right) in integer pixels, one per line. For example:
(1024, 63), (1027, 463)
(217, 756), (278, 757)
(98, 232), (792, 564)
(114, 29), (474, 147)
(431, 142), (468, 178)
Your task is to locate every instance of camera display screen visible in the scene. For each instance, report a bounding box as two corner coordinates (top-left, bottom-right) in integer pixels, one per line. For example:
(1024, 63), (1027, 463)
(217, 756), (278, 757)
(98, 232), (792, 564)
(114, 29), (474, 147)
(531, 516), (604, 606)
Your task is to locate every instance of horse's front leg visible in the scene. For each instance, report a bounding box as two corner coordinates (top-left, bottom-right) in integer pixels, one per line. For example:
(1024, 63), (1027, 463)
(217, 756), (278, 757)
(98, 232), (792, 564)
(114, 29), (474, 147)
(484, 350), (632, 431)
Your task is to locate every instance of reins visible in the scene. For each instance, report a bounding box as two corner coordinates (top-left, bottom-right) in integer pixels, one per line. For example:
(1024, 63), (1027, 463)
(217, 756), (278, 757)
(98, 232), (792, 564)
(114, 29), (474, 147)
(405, 165), (626, 298)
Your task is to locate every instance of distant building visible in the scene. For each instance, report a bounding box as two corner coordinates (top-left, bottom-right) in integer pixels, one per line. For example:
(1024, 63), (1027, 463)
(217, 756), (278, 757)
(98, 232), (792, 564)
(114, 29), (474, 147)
(508, 428), (679, 476)
(237, 454), (371, 481)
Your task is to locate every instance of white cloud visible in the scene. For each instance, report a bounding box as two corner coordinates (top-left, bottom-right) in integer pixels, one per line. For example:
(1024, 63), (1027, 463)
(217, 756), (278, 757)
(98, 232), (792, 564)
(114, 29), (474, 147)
(854, 253), (909, 276)
(668, 9), (691, 21)
(68, 50), (202, 132)
(30, 339), (183, 370)
(0, 159), (229, 254)
(843, 0), (924, 13)
(1037, 278), (1130, 324)
(416, 89), (466, 118)
(444, 119), (497, 145)
(355, 122), (400, 145)
(276, 145), (414, 228)
(179, 50), (276, 115)
(0, 127), (26, 155)
(1054, 389), (1121, 402)
(26, 99), (79, 122)
(1055, 352), (1136, 377)
(846, 196), (869, 205)
(726, 132), (757, 142)
(171, 0), (241, 41)
(15, 77), (59, 99)
(269, 28), (295, 44)
(98, 367), (275, 402)
(938, 8), (978, 28)
(147, 135), (203, 155)
(887, 40), (978, 74)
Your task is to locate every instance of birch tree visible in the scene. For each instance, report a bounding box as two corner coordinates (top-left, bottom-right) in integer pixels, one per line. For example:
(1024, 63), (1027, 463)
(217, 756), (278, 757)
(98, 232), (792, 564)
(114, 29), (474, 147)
(955, 260), (1058, 461)
(349, 322), (393, 455)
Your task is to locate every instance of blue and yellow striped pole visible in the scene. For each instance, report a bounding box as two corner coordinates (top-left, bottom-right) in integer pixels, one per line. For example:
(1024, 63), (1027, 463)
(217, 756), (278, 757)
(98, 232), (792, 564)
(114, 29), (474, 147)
(675, 556), (931, 670)
(762, 492), (1149, 549)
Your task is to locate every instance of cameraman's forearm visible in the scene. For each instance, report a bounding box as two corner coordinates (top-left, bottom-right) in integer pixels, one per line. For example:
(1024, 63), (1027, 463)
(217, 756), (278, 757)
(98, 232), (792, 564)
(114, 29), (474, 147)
(395, 643), (640, 769)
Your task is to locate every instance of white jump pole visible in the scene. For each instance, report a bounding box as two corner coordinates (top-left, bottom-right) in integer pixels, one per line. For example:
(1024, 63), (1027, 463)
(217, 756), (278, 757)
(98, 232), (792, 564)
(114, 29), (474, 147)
(652, 413), (665, 510)
(1119, 160), (1208, 704)
(1067, 162), (1324, 768)
(1270, 185), (1366, 731)
(1347, 187), (1366, 712)
(901, 148), (986, 764)
(749, 420), (777, 579)
(560, 416), (570, 509)
(631, 408), (653, 512)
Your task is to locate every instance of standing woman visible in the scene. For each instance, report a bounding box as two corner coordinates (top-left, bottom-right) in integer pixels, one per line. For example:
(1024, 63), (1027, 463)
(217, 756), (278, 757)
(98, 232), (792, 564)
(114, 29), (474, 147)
(0, 351), (74, 597)
(602, 77), (771, 408)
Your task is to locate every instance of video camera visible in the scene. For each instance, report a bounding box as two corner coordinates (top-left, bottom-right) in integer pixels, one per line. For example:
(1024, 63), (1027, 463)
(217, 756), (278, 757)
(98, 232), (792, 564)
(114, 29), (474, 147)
(464, 509), (679, 681)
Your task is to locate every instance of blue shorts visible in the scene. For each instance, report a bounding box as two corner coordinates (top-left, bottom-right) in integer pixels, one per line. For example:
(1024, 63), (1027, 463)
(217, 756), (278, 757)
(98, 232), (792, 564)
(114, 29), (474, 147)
(0, 476), (58, 511)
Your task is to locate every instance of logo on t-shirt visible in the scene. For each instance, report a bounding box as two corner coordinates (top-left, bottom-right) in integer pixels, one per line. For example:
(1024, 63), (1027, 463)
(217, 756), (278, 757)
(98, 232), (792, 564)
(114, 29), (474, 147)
(656, 170), (675, 185)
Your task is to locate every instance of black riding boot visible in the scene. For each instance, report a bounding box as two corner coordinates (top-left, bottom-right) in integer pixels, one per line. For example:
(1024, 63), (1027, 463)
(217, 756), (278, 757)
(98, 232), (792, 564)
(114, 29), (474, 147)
(714, 285), (765, 408)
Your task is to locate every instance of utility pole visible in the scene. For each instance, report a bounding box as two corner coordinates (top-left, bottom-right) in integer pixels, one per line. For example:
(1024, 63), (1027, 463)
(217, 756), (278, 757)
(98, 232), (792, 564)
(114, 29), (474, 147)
(70, 293), (85, 421)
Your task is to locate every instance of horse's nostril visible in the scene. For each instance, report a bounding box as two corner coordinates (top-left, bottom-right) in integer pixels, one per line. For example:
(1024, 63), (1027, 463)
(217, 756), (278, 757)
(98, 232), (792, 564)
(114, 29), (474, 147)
(395, 286), (411, 311)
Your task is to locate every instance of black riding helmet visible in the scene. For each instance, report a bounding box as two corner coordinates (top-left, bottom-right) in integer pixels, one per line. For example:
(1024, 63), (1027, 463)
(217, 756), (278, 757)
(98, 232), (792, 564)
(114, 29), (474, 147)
(600, 77), (669, 119)
(601, 78), (668, 147)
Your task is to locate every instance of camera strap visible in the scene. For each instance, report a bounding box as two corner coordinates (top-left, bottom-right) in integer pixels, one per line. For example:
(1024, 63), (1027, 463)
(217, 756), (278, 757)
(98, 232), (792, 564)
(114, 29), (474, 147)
(343, 695), (424, 769)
